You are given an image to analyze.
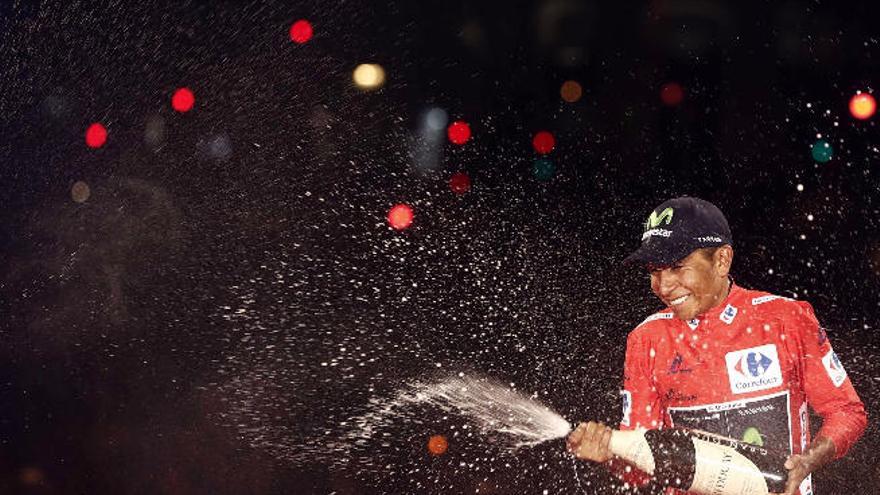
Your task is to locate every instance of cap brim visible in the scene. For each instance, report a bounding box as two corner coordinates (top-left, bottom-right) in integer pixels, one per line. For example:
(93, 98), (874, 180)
(622, 239), (695, 267)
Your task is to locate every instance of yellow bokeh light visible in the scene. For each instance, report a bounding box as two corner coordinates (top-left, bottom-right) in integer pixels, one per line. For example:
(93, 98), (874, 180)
(353, 63), (386, 90)
(560, 80), (582, 103)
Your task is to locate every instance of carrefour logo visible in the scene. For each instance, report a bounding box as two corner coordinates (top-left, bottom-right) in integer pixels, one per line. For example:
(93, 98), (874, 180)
(725, 344), (783, 394)
(733, 352), (773, 378)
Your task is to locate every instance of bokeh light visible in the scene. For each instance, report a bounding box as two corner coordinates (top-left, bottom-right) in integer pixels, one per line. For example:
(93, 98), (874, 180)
(533, 158), (555, 181)
(387, 204), (414, 230)
(849, 92), (876, 120)
(447, 120), (471, 145)
(660, 82), (684, 106)
(85, 122), (107, 148)
(560, 80), (582, 103)
(425, 107), (449, 133)
(427, 434), (448, 456)
(171, 87), (195, 113)
(71, 181), (90, 203)
(449, 172), (471, 195)
(289, 20), (313, 44)
(352, 63), (386, 90)
(532, 131), (555, 155)
(19, 467), (46, 487)
(811, 139), (833, 163)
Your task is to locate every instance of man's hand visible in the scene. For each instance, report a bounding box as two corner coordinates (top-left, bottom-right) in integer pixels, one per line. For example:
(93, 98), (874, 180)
(566, 421), (613, 463)
(771, 436), (836, 495)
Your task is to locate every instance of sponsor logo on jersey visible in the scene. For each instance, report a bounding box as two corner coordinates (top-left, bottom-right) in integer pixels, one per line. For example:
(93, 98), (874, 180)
(720, 304), (738, 324)
(664, 388), (698, 402)
(668, 353), (692, 374)
(751, 294), (788, 305)
(725, 344), (783, 394)
(821, 350), (847, 387)
(621, 390), (632, 427)
(638, 312), (674, 327)
(687, 318), (700, 330)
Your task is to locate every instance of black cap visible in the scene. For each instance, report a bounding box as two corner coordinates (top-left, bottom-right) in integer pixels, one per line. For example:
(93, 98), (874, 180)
(623, 197), (732, 266)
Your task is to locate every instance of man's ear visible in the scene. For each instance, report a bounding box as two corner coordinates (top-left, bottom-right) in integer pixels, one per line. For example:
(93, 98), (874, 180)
(715, 245), (734, 277)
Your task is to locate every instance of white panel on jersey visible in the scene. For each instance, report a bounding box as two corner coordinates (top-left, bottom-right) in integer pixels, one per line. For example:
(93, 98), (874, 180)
(821, 350), (847, 387)
(725, 344), (783, 394)
(719, 304), (738, 324)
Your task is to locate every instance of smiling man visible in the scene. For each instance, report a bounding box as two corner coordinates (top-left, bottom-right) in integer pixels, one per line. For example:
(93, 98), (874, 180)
(567, 197), (867, 495)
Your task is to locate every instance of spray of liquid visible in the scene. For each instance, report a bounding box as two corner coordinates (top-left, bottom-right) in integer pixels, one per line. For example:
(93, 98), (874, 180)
(335, 373), (572, 455)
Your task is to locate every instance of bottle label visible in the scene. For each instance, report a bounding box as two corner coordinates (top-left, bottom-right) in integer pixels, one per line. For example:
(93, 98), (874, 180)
(668, 390), (794, 456)
(608, 430), (656, 474)
(689, 437), (771, 495)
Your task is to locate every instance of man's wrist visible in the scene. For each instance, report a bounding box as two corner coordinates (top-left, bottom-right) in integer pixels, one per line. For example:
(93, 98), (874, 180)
(801, 436), (837, 471)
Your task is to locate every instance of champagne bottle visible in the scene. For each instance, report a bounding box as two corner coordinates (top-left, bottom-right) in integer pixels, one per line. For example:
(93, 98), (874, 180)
(607, 428), (788, 495)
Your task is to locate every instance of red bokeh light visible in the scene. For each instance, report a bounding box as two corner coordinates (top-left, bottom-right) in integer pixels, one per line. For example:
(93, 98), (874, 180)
(849, 92), (876, 120)
(172, 87), (195, 113)
(660, 82), (684, 106)
(85, 123), (107, 148)
(532, 131), (555, 155)
(388, 204), (414, 230)
(447, 120), (471, 145)
(289, 20), (313, 44)
(427, 435), (448, 456)
(449, 172), (471, 195)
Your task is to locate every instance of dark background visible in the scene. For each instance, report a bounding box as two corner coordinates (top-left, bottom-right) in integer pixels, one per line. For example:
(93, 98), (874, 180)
(0, 1), (878, 493)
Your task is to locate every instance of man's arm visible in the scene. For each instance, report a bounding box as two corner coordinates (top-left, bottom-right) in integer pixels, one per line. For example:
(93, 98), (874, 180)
(794, 302), (867, 458)
(568, 329), (662, 487)
(777, 302), (868, 494)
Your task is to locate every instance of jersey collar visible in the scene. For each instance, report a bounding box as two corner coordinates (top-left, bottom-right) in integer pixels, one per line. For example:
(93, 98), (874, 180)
(688, 279), (742, 328)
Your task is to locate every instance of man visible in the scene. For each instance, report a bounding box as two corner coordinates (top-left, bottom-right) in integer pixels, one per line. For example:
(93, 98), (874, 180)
(567, 197), (867, 495)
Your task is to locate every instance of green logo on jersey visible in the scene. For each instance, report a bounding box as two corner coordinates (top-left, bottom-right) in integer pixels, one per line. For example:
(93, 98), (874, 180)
(645, 207), (674, 231)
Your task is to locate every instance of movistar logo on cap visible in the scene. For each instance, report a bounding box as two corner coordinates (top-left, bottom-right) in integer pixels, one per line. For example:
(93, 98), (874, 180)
(645, 207), (674, 231)
(641, 207), (675, 241)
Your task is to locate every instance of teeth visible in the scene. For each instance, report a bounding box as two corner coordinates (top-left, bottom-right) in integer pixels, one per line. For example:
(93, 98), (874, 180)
(670, 295), (689, 306)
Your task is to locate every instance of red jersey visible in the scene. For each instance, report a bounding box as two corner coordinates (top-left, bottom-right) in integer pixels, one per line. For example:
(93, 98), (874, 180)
(618, 283), (867, 495)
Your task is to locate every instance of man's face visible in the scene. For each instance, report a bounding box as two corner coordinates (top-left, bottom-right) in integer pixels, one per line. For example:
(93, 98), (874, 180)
(648, 248), (731, 321)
